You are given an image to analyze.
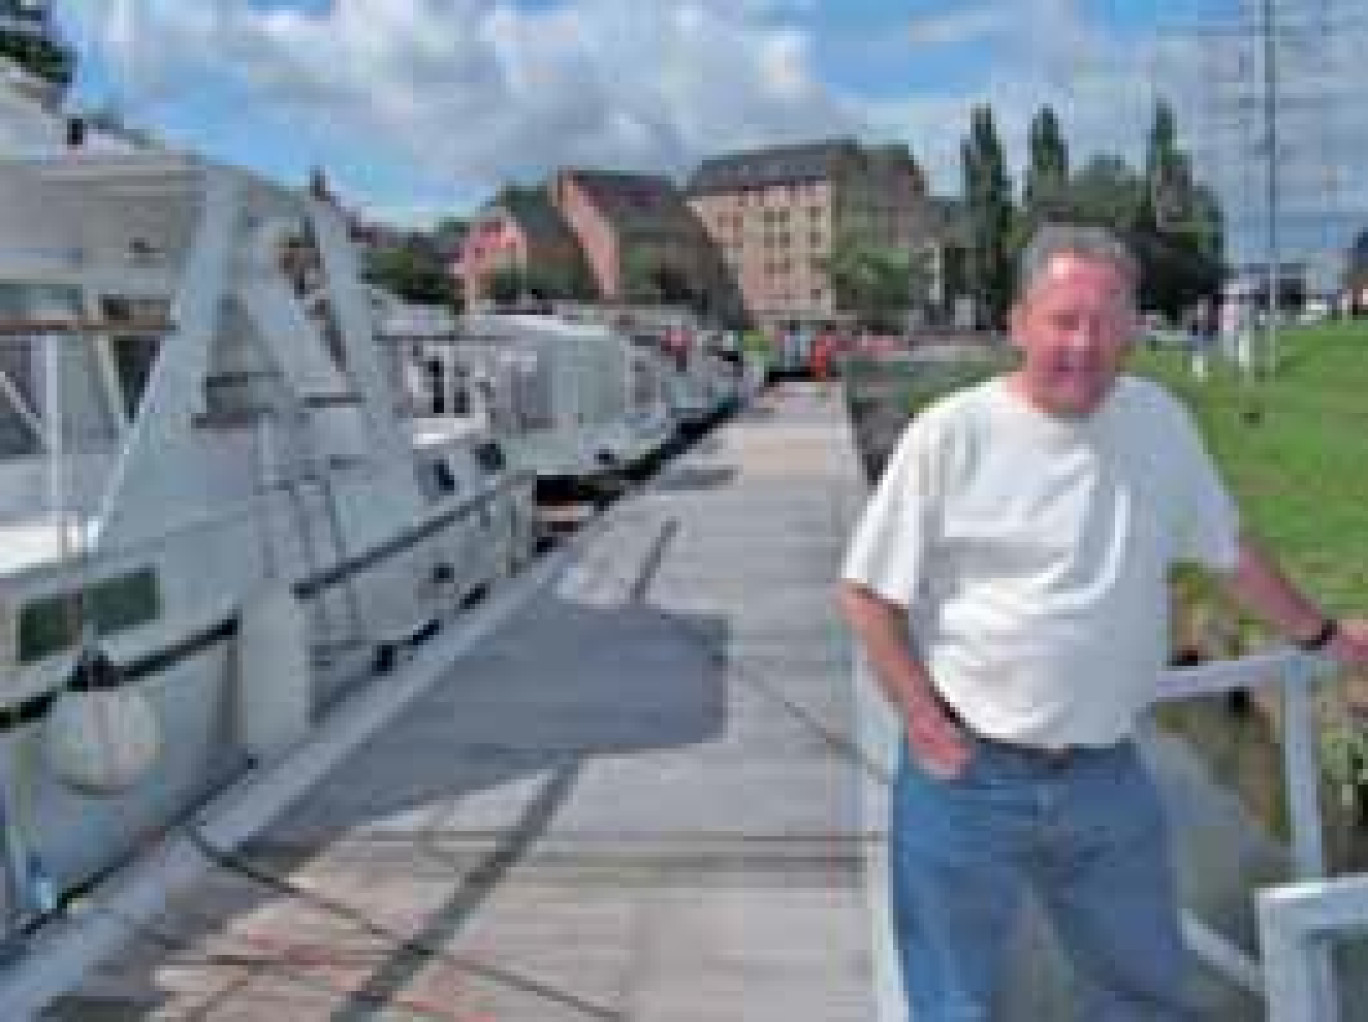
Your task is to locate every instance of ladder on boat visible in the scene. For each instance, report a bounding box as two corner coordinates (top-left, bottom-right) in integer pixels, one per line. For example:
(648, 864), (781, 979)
(265, 402), (368, 668)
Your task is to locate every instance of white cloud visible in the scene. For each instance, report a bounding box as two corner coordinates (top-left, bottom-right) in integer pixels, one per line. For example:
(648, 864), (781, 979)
(74, 0), (860, 207)
(906, 7), (1004, 48)
(868, 0), (1368, 265)
(865, 2), (1158, 195)
(68, 0), (1368, 261)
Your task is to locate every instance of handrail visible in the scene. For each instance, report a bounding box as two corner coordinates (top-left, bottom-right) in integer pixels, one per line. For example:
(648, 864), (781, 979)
(0, 318), (174, 338)
(1154, 648), (1362, 1020)
(1258, 874), (1366, 1022)
(1159, 649), (1328, 878)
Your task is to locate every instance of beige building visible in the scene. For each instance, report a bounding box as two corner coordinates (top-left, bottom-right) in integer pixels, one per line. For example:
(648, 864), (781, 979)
(687, 138), (967, 332)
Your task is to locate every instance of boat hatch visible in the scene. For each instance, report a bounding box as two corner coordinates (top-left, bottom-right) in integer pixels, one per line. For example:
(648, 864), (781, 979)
(15, 566), (160, 665)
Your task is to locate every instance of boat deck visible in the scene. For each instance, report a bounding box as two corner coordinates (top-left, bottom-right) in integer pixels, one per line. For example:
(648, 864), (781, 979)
(37, 384), (884, 1021)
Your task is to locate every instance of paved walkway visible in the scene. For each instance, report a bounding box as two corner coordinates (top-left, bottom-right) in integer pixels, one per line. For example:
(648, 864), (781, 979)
(43, 385), (885, 1021)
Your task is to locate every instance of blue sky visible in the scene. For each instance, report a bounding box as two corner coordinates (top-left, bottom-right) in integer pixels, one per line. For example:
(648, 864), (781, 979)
(57, 0), (1364, 262)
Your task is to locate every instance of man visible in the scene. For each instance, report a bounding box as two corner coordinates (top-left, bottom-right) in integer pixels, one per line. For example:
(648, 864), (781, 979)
(839, 223), (1368, 1020)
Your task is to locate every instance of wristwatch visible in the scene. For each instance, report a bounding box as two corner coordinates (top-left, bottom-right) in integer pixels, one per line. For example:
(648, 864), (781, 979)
(1295, 618), (1339, 652)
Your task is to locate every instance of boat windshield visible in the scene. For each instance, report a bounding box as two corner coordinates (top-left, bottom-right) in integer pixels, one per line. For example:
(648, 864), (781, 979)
(0, 282), (126, 461)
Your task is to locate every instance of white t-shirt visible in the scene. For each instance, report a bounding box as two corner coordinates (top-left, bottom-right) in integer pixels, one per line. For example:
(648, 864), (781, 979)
(842, 375), (1240, 748)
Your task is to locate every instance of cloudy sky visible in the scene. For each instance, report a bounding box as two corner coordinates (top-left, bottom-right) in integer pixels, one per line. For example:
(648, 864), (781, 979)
(58, 0), (1365, 260)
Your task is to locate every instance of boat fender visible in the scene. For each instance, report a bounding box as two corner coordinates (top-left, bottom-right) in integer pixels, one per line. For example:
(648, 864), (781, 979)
(43, 649), (161, 797)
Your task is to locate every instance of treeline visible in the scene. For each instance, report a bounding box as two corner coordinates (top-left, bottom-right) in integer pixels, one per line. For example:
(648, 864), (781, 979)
(963, 99), (1224, 326)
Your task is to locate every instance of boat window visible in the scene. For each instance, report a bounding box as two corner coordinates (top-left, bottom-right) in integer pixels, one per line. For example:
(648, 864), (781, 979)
(474, 440), (505, 473)
(631, 357), (657, 410)
(103, 296), (167, 419)
(422, 356), (444, 414)
(449, 363), (471, 416)
(0, 339), (39, 457)
(430, 458), (457, 495)
(17, 567), (162, 665)
(0, 280), (74, 412)
(0, 282), (118, 456)
(510, 352), (553, 431)
(413, 353), (470, 418)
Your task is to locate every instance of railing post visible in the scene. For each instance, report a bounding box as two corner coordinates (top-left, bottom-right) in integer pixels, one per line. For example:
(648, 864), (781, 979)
(1258, 884), (1343, 1022)
(1282, 653), (1326, 880)
(1268, 653), (1339, 1020)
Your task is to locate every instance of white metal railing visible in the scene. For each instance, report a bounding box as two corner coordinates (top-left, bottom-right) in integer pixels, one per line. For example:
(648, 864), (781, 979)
(1154, 648), (1363, 1021)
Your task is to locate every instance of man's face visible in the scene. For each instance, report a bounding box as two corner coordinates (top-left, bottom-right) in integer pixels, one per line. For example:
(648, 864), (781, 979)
(1008, 253), (1137, 418)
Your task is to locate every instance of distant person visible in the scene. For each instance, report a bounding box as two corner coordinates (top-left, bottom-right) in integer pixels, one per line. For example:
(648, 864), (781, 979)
(839, 223), (1368, 1020)
(1189, 297), (1217, 381)
(810, 330), (836, 382)
(1220, 295), (1254, 372)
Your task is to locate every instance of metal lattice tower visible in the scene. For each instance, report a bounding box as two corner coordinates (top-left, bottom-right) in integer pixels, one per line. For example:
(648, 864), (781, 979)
(1171, 0), (1363, 304)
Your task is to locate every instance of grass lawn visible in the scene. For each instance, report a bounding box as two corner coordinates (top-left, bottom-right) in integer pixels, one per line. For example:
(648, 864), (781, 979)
(1130, 320), (1368, 617)
(1131, 322), (1368, 858)
(857, 321), (1368, 625)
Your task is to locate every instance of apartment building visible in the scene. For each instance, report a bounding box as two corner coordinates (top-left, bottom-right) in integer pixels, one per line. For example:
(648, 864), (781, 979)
(687, 138), (966, 332)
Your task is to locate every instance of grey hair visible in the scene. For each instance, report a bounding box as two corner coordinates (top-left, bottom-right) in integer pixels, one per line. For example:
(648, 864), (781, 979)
(1016, 222), (1139, 304)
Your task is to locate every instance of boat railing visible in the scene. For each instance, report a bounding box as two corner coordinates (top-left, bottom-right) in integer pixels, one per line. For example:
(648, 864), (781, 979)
(1154, 649), (1359, 1021)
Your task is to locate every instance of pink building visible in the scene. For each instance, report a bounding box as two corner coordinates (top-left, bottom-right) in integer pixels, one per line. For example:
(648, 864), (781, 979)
(552, 169), (739, 319)
(458, 185), (590, 305)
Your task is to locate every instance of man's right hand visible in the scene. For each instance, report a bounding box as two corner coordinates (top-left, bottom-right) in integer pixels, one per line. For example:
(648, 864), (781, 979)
(837, 584), (976, 779)
(905, 697), (974, 780)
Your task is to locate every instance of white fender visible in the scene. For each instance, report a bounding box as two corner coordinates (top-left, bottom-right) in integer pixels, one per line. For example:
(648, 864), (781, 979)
(44, 684), (161, 797)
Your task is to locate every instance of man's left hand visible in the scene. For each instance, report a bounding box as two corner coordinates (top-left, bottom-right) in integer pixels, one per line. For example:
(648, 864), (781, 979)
(1327, 618), (1368, 667)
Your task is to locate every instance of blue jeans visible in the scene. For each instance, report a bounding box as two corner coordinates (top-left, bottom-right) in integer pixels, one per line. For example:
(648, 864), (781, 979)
(890, 735), (1196, 1021)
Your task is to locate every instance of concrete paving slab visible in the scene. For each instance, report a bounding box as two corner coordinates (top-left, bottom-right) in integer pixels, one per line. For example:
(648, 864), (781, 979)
(42, 384), (884, 1022)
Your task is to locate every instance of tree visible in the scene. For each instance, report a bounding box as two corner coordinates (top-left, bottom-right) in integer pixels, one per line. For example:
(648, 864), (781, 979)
(1023, 105), (1070, 224)
(1067, 154), (1145, 229)
(1061, 149), (1224, 319)
(622, 251), (703, 310)
(364, 239), (459, 308)
(1140, 99), (1186, 233)
(1133, 100), (1225, 316)
(824, 240), (931, 332)
(961, 105), (1017, 327)
(432, 216), (469, 260)
(484, 261), (595, 304)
